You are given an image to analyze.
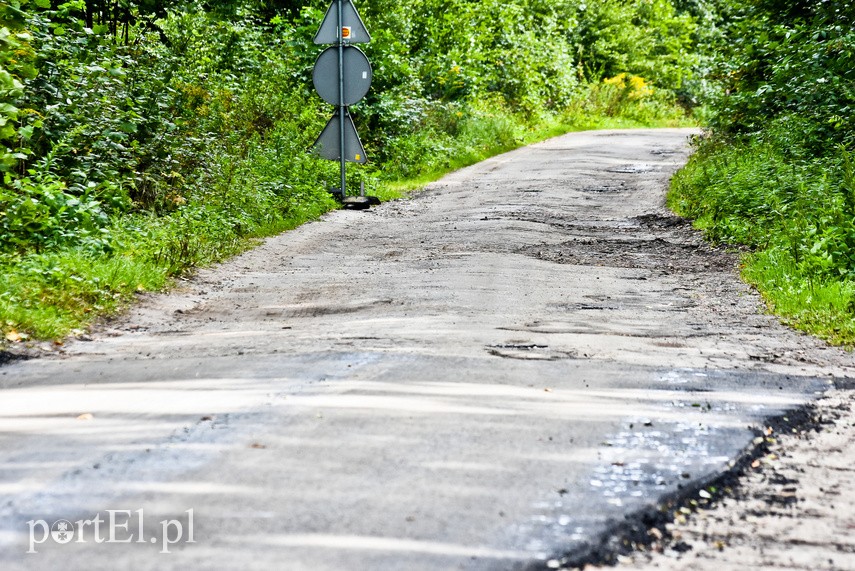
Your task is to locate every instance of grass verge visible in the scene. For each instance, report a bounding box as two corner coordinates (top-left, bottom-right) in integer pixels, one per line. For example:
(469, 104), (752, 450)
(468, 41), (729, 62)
(668, 135), (855, 348)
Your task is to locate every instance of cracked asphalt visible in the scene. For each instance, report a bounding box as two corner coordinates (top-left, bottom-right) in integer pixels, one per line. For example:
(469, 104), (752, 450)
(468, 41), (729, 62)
(1, 128), (853, 570)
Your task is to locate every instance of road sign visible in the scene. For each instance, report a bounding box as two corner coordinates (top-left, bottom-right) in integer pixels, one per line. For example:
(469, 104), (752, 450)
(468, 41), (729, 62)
(314, 0), (371, 44)
(312, 46), (372, 106)
(312, 110), (368, 164)
(310, 0), (373, 201)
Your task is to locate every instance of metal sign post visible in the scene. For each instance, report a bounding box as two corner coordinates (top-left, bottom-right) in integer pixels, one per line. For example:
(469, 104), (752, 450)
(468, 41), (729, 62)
(311, 0), (374, 207)
(337, 0), (345, 201)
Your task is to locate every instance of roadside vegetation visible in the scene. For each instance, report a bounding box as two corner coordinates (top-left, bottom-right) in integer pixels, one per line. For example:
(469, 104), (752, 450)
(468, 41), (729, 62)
(1, 0), (703, 342)
(669, 0), (855, 346)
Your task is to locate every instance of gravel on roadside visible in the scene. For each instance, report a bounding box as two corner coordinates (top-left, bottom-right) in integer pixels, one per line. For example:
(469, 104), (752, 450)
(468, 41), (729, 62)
(578, 386), (855, 571)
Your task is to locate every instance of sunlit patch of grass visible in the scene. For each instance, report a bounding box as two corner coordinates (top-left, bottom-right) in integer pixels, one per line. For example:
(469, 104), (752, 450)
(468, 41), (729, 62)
(0, 251), (168, 340)
(742, 249), (855, 348)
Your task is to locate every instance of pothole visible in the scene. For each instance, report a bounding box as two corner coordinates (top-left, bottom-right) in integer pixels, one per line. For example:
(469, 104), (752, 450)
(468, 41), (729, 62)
(633, 213), (690, 229)
(518, 238), (735, 272)
(606, 164), (658, 174)
(0, 351), (33, 367)
(486, 344), (577, 361)
(580, 183), (626, 193)
(564, 303), (622, 311)
(276, 298), (394, 318)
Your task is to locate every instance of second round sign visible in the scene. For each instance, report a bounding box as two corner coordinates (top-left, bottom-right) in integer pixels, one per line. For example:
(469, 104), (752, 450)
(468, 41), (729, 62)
(313, 46), (373, 106)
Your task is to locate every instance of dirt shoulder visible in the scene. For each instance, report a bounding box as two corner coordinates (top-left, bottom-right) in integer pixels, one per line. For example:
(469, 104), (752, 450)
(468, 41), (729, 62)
(583, 385), (853, 571)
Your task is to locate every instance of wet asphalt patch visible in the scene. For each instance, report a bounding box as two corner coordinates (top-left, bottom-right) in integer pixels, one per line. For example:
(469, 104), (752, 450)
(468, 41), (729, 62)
(527, 400), (833, 570)
(0, 351), (32, 367)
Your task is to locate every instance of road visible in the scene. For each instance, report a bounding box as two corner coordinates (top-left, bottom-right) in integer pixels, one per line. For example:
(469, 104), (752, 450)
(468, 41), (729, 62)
(1, 128), (852, 570)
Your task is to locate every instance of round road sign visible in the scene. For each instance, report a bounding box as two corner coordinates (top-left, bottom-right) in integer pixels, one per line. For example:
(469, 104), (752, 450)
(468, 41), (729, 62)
(312, 46), (373, 106)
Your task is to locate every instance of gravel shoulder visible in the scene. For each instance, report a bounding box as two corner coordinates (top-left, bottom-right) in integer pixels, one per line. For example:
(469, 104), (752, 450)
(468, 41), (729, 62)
(584, 386), (855, 571)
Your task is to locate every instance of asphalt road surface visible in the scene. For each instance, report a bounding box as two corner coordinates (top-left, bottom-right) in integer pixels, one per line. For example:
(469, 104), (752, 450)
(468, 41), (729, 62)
(2, 129), (853, 570)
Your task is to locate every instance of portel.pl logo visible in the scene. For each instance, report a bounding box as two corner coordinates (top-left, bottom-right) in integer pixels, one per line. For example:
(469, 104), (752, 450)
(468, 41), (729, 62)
(27, 509), (195, 554)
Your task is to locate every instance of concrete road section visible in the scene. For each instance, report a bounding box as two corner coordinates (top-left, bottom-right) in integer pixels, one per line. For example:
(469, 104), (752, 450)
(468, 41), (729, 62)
(1, 129), (853, 570)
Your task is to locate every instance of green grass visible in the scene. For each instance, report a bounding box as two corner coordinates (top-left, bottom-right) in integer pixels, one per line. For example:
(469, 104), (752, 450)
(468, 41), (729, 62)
(742, 250), (855, 347)
(378, 104), (696, 198)
(0, 193), (338, 343)
(0, 252), (168, 341)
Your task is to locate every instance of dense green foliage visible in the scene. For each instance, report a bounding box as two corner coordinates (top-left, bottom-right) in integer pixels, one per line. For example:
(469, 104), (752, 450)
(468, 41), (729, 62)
(670, 0), (855, 344)
(1, 0), (703, 341)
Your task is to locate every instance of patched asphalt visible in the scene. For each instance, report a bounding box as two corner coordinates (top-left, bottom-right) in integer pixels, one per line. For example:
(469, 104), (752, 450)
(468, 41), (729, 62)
(1, 129), (853, 570)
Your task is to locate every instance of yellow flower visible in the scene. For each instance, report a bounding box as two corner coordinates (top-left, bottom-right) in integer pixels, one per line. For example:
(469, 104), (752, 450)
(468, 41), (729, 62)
(629, 75), (646, 91)
(604, 73), (627, 87)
